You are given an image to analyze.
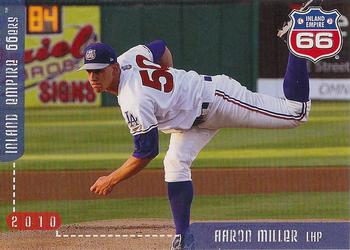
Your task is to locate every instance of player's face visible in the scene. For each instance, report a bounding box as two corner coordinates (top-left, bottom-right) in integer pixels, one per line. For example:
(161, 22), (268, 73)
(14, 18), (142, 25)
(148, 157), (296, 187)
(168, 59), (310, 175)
(87, 66), (114, 93)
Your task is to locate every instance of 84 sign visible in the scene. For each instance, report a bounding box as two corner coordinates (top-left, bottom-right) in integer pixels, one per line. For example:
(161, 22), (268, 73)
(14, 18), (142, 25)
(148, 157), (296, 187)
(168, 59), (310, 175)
(288, 7), (343, 63)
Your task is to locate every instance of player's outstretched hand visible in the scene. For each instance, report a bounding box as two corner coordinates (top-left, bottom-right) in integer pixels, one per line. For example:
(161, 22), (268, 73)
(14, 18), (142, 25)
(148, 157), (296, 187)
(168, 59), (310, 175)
(90, 176), (114, 195)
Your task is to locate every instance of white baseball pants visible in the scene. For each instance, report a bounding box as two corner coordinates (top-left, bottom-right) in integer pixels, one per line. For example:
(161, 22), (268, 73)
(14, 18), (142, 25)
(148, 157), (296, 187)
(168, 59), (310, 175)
(164, 74), (311, 182)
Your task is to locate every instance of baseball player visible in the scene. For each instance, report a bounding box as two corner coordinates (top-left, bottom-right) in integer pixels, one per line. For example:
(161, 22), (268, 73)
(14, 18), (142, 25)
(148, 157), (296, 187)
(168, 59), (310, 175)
(82, 9), (312, 248)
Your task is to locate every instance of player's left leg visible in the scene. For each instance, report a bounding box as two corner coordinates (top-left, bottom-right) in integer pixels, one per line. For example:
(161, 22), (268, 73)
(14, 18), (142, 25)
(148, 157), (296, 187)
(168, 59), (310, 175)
(164, 127), (218, 249)
(283, 53), (309, 103)
(197, 56), (311, 130)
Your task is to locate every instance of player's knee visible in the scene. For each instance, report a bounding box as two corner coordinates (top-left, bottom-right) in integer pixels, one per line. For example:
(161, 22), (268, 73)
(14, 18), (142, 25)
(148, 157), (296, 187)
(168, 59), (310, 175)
(286, 99), (311, 127)
(289, 119), (305, 128)
(164, 153), (192, 182)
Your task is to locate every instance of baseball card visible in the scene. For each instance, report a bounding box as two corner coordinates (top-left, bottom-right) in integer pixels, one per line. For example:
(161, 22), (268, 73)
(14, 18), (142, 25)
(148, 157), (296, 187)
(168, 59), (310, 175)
(0, 0), (349, 249)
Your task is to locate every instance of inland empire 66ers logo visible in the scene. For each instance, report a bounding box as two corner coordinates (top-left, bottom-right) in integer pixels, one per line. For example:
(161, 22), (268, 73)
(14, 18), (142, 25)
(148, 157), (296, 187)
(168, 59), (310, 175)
(288, 7), (343, 63)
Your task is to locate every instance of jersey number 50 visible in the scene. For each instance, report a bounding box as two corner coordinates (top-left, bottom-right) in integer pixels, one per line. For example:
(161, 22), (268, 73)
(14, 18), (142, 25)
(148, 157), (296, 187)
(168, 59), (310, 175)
(136, 55), (174, 93)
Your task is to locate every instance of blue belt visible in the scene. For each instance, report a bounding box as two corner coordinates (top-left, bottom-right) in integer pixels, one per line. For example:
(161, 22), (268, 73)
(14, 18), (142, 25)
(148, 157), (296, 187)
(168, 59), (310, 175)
(193, 102), (210, 126)
(193, 76), (212, 126)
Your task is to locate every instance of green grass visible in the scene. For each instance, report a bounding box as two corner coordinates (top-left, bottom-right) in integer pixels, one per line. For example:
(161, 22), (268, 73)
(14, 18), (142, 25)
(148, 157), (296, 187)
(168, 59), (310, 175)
(0, 103), (347, 233)
(0, 101), (349, 171)
(0, 192), (348, 231)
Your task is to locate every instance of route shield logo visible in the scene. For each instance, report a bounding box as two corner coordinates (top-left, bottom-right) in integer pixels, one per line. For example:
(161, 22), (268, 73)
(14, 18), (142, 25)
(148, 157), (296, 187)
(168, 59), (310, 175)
(288, 7), (343, 63)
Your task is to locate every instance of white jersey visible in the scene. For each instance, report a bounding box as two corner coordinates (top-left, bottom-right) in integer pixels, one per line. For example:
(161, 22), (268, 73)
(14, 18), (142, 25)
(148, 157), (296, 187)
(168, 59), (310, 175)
(117, 45), (214, 135)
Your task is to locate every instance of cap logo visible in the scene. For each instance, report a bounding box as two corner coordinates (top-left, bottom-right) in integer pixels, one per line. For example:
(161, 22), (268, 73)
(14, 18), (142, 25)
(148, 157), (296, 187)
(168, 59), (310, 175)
(85, 49), (96, 61)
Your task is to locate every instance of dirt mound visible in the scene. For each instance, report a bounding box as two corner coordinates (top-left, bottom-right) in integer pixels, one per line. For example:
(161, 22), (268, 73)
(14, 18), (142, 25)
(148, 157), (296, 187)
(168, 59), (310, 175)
(0, 219), (175, 250)
(1, 167), (348, 201)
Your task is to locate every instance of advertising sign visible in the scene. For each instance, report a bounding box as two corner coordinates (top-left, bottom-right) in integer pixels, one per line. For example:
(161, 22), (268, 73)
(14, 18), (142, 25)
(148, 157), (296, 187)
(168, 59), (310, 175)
(25, 6), (101, 107)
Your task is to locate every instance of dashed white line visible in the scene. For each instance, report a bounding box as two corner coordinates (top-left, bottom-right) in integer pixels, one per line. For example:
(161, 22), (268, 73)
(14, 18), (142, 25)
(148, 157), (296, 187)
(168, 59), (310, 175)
(12, 162), (16, 213)
(55, 230), (173, 239)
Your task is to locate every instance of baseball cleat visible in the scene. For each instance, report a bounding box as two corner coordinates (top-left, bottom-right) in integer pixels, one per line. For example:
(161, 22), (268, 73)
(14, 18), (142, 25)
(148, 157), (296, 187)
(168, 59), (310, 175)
(170, 234), (195, 250)
(277, 0), (324, 42)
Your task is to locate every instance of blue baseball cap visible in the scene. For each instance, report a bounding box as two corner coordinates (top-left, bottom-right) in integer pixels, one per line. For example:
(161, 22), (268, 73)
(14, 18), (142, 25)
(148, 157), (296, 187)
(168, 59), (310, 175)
(78, 43), (117, 70)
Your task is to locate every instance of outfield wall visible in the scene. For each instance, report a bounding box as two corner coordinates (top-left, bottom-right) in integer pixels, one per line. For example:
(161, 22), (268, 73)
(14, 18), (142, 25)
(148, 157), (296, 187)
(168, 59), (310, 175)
(100, 0), (259, 105)
(24, 0), (350, 106)
(25, 0), (260, 107)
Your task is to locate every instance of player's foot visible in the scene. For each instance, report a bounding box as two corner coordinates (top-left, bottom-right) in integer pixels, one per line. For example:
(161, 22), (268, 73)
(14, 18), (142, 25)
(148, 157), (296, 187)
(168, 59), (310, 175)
(170, 233), (195, 250)
(277, 0), (324, 42)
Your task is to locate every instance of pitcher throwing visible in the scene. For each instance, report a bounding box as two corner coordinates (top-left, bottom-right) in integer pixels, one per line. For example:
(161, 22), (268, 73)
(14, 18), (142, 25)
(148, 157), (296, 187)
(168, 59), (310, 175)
(82, 23), (311, 249)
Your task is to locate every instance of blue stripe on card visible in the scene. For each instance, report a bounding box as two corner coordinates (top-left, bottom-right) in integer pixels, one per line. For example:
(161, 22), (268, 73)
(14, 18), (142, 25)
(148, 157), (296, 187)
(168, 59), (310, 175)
(0, 0), (25, 162)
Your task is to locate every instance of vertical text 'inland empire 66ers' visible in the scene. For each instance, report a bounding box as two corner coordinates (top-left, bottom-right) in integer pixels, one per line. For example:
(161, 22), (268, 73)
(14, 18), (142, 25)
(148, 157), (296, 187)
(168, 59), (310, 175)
(4, 16), (20, 154)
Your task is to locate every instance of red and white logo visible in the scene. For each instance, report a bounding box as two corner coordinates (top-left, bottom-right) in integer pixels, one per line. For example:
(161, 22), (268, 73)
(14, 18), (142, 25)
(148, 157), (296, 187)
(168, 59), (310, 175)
(288, 7), (343, 63)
